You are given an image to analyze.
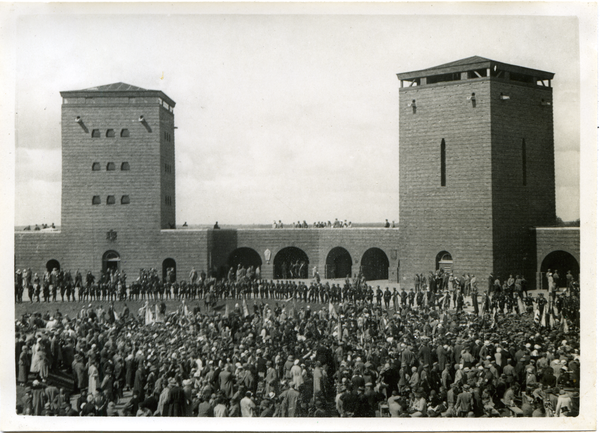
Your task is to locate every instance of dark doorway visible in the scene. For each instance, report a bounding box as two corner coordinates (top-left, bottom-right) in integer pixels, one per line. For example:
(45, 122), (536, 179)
(540, 251), (579, 289)
(273, 247), (309, 279)
(361, 248), (389, 281)
(102, 250), (120, 273)
(163, 258), (177, 283)
(326, 247), (353, 279)
(228, 248), (262, 272)
(46, 259), (60, 273)
(436, 251), (453, 271)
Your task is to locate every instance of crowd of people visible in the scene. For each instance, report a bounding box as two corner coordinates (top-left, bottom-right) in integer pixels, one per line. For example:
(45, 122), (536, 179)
(272, 219), (354, 229)
(22, 223), (57, 231)
(14, 262), (581, 418)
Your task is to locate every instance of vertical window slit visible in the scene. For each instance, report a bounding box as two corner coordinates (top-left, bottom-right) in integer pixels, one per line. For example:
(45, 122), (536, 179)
(441, 139), (446, 187)
(522, 138), (527, 186)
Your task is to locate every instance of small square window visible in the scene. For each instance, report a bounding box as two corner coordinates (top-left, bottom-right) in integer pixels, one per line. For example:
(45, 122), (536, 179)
(92, 162), (101, 171)
(107, 195), (115, 205)
(106, 162), (115, 171)
(121, 162), (130, 171)
(91, 129), (101, 138)
(120, 129), (130, 137)
(121, 195), (130, 204)
(106, 129), (115, 138)
(92, 196), (101, 205)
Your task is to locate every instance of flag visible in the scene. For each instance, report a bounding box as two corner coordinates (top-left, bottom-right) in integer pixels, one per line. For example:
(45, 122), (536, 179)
(534, 304), (540, 323)
(243, 299), (249, 317)
(113, 309), (120, 321)
(540, 304), (547, 328)
(329, 302), (338, 320)
(517, 297), (525, 315)
(225, 303), (230, 318)
(145, 304), (154, 325)
(563, 317), (569, 334)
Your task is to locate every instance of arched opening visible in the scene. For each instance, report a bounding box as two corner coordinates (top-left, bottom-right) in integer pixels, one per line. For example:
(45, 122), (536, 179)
(46, 259), (60, 273)
(326, 247), (353, 279)
(162, 258), (177, 283)
(436, 251), (453, 271)
(102, 250), (120, 273)
(540, 251), (579, 289)
(361, 248), (389, 281)
(228, 248), (262, 273)
(273, 247), (309, 279)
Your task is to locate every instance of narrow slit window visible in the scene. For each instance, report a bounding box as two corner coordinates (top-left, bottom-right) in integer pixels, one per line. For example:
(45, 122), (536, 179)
(441, 139), (446, 187)
(522, 139), (527, 186)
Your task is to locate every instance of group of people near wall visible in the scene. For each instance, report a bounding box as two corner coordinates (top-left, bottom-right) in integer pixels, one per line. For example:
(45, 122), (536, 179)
(15, 265), (580, 418)
(272, 219), (354, 229)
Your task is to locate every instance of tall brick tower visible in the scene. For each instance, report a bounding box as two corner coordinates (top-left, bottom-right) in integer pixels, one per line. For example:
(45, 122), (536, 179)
(59, 83), (176, 270)
(396, 56), (555, 285)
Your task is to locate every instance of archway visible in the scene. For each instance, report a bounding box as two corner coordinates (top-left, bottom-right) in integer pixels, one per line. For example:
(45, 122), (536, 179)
(102, 250), (120, 273)
(326, 247), (353, 279)
(163, 258), (177, 283)
(228, 247), (262, 272)
(540, 250), (579, 289)
(361, 248), (389, 281)
(46, 259), (60, 273)
(436, 251), (453, 271)
(273, 247), (309, 279)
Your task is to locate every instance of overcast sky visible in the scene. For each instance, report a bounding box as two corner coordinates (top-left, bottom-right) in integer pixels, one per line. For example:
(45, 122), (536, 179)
(13, 9), (583, 226)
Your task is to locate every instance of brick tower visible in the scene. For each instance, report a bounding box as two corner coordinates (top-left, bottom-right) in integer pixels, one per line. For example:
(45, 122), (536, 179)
(396, 56), (556, 285)
(59, 83), (176, 271)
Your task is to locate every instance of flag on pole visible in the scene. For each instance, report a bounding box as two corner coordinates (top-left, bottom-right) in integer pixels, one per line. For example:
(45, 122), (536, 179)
(517, 297), (525, 315)
(540, 304), (547, 328)
(155, 305), (161, 323)
(145, 304), (154, 325)
(329, 302), (338, 320)
(243, 299), (249, 317)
